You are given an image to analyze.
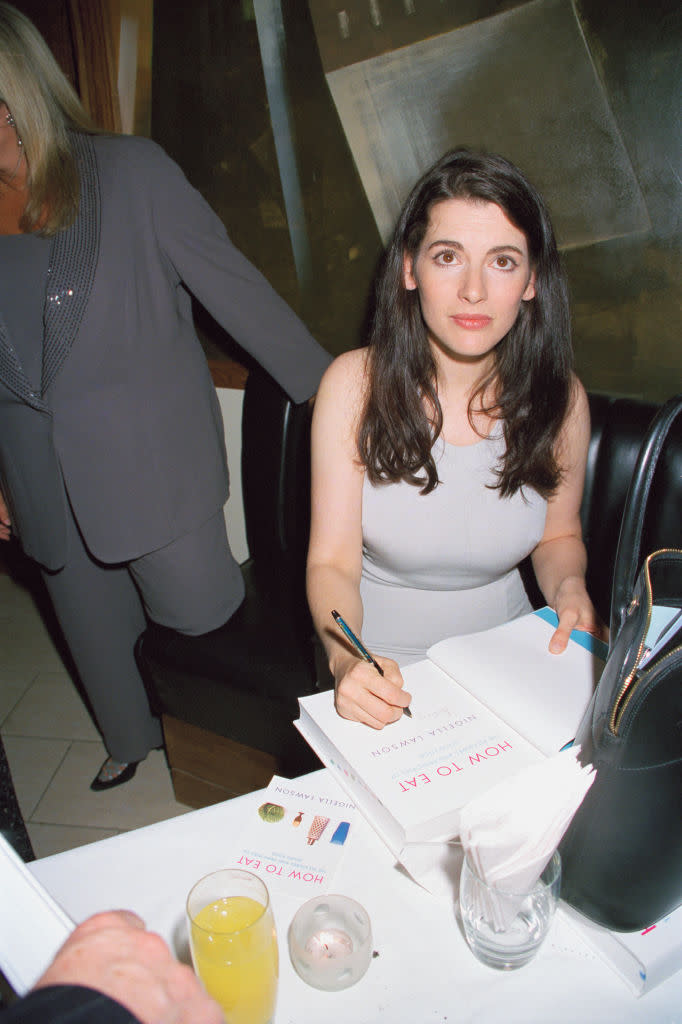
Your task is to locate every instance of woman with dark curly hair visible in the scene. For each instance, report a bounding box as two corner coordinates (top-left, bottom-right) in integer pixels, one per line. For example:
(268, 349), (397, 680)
(307, 148), (603, 728)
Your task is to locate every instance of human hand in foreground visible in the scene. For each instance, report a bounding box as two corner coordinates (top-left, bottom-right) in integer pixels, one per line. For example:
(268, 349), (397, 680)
(0, 490), (10, 541)
(549, 576), (608, 654)
(334, 655), (411, 728)
(33, 910), (224, 1024)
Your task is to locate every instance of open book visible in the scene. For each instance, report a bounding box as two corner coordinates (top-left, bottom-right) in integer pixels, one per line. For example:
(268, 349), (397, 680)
(0, 835), (74, 996)
(295, 609), (607, 858)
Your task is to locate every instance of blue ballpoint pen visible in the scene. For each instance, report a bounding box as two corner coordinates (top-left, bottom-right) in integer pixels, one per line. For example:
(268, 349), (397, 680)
(331, 609), (412, 718)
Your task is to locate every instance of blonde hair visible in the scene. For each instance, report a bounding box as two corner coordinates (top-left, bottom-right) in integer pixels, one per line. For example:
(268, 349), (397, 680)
(0, 2), (98, 234)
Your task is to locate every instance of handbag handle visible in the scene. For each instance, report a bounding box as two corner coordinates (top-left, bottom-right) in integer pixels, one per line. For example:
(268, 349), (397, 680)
(610, 393), (682, 639)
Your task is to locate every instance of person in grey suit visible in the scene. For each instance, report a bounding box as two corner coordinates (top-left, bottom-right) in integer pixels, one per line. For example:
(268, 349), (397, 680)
(0, 4), (331, 789)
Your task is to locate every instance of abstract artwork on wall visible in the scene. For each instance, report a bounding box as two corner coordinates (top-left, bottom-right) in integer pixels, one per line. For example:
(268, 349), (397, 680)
(318, 0), (650, 250)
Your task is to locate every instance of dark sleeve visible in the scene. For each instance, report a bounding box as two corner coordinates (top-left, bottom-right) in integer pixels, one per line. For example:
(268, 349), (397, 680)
(146, 142), (332, 404)
(1, 985), (141, 1024)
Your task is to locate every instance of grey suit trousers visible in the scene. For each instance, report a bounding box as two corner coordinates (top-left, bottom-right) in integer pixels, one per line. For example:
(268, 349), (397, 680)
(41, 505), (243, 763)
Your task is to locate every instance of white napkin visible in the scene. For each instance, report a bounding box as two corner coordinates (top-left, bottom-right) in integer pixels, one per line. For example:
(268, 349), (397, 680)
(458, 746), (596, 930)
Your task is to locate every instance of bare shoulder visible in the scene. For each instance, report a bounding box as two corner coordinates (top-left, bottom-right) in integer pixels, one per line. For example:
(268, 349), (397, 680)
(569, 373), (588, 413)
(317, 349), (369, 419)
(312, 349), (370, 461)
(566, 374), (589, 435)
(556, 374), (590, 468)
(319, 348), (369, 393)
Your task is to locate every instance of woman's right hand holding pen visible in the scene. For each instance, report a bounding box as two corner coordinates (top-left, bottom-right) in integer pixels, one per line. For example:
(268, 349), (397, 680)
(333, 653), (411, 728)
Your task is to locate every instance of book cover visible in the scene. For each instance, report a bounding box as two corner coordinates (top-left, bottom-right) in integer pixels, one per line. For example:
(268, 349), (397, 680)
(295, 610), (607, 856)
(223, 773), (357, 897)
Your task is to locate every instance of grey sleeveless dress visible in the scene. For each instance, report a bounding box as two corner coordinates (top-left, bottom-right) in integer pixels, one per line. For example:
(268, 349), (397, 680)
(360, 432), (547, 665)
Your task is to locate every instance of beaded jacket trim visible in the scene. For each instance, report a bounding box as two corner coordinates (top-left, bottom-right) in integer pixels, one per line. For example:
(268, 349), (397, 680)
(0, 133), (101, 412)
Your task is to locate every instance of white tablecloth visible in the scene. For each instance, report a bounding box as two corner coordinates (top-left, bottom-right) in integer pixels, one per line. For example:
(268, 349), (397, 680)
(29, 770), (682, 1023)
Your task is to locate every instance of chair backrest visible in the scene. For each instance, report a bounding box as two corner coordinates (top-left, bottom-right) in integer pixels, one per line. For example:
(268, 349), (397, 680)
(239, 376), (682, 633)
(240, 367), (312, 598)
(582, 393), (682, 623)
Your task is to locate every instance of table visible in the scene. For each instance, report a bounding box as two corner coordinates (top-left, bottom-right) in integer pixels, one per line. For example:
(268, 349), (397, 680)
(30, 770), (682, 1023)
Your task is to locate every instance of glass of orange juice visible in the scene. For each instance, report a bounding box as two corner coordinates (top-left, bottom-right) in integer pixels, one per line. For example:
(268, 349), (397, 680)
(187, 869), (278, 1024)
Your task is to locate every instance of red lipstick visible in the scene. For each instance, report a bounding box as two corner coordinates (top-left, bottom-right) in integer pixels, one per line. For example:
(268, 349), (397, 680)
(452, 315), (492, 329)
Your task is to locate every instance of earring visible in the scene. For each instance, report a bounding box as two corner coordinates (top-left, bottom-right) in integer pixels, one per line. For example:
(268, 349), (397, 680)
(5, 110), (22, 146)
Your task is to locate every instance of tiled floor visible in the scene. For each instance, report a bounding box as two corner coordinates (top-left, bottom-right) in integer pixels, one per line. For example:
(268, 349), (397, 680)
(0, 565), (190, 860)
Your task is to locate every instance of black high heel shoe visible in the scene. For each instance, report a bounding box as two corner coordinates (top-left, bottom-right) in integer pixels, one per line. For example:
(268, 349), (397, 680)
(90, 757), (139, 791)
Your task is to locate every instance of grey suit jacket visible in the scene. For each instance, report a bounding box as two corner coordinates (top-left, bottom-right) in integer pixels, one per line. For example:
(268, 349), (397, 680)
(0, 133), (331, 570)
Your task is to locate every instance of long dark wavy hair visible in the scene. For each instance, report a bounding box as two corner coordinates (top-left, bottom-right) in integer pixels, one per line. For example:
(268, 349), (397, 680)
(358, 148), (573, 498)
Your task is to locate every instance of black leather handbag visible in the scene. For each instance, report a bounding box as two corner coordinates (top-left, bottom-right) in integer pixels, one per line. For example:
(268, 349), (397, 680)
(559, 395), (682, 932)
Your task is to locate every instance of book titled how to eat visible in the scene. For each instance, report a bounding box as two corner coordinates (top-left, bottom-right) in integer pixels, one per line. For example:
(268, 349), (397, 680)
(295, 609), (607, 858)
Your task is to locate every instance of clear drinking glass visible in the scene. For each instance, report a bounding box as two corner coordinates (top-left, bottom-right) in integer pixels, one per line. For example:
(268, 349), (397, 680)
(288, 894), (373, 991)
(459, 851), (561, 970)
(187, 868), (278, 1024)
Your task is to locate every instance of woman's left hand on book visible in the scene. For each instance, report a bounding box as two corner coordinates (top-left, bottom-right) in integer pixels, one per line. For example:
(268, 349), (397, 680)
(550, 577), (608, 654)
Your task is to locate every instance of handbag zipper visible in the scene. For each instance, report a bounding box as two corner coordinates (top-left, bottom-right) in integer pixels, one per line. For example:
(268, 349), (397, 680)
(609, 548), (680, 735)
(614, 644), (682, 735)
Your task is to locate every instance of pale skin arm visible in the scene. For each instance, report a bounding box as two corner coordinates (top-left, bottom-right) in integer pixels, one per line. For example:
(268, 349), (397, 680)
(32, 910), (224, 1024)
(530, 377), (607, 653)
(306, 352), (411, 728)
(0, 489), (10, 541)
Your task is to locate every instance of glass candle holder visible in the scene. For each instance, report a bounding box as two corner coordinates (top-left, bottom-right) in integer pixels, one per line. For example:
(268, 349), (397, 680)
(288, 894), (372, 991)
(459, 850), (561, 970)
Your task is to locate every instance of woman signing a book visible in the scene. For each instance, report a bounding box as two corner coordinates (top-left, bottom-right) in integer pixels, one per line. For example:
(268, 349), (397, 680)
(306, 148), (605, 729)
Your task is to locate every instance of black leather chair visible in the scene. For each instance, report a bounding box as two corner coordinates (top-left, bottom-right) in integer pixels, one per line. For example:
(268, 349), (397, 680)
(581, 393), (682, 624)
(137, 378), (682, 807)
